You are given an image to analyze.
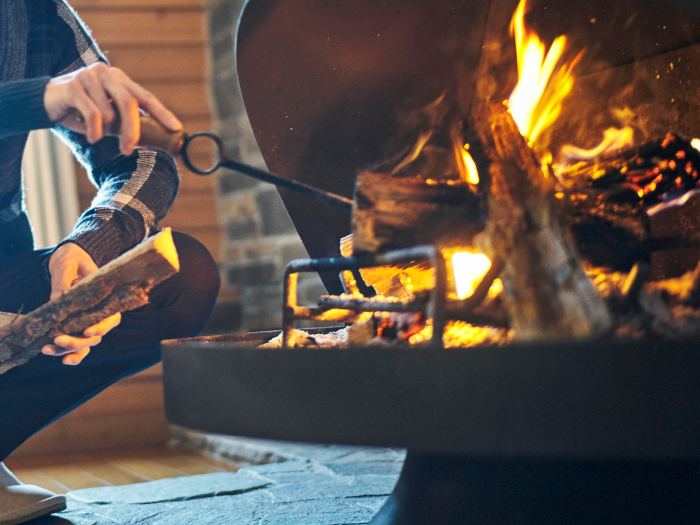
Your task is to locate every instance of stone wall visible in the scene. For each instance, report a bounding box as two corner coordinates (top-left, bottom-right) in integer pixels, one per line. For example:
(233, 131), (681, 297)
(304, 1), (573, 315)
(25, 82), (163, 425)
(206, 0), (328, 333)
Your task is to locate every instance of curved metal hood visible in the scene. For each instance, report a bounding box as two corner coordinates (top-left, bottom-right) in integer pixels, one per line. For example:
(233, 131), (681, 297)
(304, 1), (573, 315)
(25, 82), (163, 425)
(235, 0), (700, 293)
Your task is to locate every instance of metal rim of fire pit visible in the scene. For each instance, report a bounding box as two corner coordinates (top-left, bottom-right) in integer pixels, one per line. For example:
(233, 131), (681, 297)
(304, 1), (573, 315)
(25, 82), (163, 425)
(162, 334), (700, 461)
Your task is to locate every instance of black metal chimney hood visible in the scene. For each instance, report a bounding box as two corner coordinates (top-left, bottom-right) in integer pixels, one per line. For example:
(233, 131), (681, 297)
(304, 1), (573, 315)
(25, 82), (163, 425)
(235, 0), (700, 293)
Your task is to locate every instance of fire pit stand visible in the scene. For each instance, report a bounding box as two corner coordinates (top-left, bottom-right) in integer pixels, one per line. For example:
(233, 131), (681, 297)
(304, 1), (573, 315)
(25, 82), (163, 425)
(161, 335), (700, 524)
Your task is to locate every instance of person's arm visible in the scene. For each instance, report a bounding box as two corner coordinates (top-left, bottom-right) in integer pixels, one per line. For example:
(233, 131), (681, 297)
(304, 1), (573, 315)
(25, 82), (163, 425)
(0, 77), (53, 138)
(39, 3), (182, 363)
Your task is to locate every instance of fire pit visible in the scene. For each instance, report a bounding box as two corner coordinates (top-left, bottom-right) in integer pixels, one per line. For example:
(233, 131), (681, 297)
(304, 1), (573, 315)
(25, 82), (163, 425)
(163, 0), (700, 522)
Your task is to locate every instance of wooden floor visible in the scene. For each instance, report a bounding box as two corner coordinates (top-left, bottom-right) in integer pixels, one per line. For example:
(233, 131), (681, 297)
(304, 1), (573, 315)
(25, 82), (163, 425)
(3, 446), (244, 495)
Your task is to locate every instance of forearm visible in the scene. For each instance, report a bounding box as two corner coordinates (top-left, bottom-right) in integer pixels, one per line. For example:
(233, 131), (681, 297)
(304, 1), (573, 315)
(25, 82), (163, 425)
(0, 77), (53, 138)
(56, 128), (180, 266)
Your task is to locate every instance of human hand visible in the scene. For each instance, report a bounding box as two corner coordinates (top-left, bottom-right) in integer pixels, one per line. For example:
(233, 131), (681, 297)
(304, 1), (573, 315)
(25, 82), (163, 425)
(42, 243), (122, 365)
(43, 62), (182, 155)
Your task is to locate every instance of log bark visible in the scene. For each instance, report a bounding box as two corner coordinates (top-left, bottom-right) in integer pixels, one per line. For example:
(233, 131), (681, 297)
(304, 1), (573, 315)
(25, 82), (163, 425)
(352, 171), (483, 255)
(473, 102), (612, 340)
(0, 228), (180, 375)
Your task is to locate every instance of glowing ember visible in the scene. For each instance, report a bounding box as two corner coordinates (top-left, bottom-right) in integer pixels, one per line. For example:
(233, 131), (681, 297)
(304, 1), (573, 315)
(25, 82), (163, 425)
(507, 0), (584, 145)
(452, 251), (492, 299)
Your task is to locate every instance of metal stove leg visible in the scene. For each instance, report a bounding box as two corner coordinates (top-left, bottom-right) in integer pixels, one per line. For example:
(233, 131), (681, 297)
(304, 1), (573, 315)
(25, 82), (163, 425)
(369, 451), (700, 525)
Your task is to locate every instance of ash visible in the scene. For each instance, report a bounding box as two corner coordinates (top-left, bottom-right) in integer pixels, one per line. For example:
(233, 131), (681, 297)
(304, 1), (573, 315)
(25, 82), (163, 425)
(259, 328), (350, 348)
(587, 262), (700, 339)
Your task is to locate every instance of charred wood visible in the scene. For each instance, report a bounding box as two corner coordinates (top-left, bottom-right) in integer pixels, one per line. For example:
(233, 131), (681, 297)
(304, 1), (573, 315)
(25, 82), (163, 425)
(473, 102), (612, 341)
(352, 171), (483, 255)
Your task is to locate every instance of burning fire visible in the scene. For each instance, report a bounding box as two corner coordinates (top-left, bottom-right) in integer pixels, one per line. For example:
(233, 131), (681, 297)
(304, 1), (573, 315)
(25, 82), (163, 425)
(452, 251), (491, 299)
(456, 143), (480, 186)
(560, 127), (635, 165)
(507, 0), (584, 145)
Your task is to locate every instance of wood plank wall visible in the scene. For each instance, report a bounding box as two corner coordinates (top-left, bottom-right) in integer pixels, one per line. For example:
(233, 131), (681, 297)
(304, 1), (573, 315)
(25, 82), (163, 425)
(10, 0), (220, 458)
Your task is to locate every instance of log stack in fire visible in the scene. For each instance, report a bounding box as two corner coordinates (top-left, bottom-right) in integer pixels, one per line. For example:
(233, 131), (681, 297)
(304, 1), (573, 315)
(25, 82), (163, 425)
(266, 0), (700, 349)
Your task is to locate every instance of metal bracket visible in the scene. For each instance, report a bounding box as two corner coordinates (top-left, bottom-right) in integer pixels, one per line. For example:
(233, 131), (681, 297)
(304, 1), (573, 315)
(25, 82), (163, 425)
(282, 245), (447, 348)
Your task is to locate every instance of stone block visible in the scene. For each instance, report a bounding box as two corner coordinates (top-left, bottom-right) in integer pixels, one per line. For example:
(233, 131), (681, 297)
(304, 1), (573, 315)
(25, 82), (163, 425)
(219, 169), (260, 194)
(297, 275), (329, 306)
(208, 0), (245, 42)
(225, 217), (258, 240)
(211, 32), (234, 66)
(227, 258), (279, 288)
(240, 238), (285, 260)
(212, 72), (245, 121)
(241, 307), (282, 332)
(220, 114), (266, 168)
(281, 241), (310, 266)
(256, 189), (296, 236)
(219, 192), (259, 222)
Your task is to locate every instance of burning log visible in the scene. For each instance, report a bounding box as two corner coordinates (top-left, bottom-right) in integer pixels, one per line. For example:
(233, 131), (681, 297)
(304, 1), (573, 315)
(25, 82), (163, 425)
(473, 102), (612, 341)
(352, 171), (483, 255)
(558, 133), (700, 274)
(0, 229), (180, 375)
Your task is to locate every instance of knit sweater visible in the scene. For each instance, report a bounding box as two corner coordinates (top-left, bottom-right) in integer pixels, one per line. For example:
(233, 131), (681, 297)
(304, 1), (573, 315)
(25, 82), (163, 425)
(0, 0), (179, 267)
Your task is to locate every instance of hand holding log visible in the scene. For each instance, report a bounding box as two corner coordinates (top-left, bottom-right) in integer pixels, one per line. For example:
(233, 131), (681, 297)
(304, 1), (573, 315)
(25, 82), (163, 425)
(0, 228), (180, 375)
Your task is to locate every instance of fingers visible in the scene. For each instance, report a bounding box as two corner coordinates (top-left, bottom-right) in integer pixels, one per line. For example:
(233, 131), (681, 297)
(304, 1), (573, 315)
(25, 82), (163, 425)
(44, 62), (182, 155)
(49, 258), (77, 301)
(43, 244), (122, 366)
(43, 335), (103, 355)
(41, 343), (92, 366)
(124, 79), (182, 132)
(48, 243), (99, 301)
(63, 348), (91, 366)
(84, 312), (121, 337)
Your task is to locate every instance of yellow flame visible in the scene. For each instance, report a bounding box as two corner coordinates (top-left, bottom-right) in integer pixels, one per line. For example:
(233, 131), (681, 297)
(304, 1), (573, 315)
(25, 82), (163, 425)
(452, 251), (492, 299)
(560, 127), (634, 164)
(691, 138), (700, 153)
(507, 0), (584, 144)
(456, 143), (480, 185)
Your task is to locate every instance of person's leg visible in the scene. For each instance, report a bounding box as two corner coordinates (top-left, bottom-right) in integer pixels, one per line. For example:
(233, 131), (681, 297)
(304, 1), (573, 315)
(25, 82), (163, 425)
(0, 232), (220, 461)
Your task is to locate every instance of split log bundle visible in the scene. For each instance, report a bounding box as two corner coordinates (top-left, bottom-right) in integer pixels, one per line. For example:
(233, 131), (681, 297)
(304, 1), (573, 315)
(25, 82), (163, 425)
(473, 102), (612, 340)
(0, 228), (180, 375)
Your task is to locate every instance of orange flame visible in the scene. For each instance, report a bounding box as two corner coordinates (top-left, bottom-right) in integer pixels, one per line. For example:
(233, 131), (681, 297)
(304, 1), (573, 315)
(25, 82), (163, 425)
(508, 0), (584, 144)
(455, 143), (480, 186)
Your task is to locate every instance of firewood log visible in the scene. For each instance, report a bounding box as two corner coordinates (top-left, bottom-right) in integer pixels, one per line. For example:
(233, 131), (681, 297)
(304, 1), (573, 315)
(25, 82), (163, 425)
(473, 102), (612, 340)
(352, 171), (483, 255)
(0, 228), (180, 375)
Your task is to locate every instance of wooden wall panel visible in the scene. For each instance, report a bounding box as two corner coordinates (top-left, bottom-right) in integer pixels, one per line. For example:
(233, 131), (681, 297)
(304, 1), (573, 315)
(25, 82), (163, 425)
(77, 11), (205, 46)
(10, 365), (170, 457)
(140, 81), (211, 118)
(72, 1), (203, 7)
(104, 44), (207, 81)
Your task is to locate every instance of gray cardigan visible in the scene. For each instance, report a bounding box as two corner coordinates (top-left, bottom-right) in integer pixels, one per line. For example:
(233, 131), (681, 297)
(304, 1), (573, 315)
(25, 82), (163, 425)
(0, 0), (179, 267)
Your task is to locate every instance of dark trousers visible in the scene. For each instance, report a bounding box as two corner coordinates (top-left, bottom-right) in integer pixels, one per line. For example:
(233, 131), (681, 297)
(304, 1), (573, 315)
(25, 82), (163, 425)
(0, 231), (220, 461)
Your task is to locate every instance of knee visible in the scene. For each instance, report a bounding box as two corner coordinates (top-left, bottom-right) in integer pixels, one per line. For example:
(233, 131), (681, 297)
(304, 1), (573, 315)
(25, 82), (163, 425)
(167, 232), (221, 338)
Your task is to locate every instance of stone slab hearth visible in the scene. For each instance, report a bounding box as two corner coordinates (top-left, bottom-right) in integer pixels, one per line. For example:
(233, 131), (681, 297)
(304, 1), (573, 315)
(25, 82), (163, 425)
(50, 438), (404, 524)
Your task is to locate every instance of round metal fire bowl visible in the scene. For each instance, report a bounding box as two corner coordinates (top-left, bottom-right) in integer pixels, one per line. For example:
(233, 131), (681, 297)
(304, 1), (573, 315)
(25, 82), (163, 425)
(161, 333), (700, 461)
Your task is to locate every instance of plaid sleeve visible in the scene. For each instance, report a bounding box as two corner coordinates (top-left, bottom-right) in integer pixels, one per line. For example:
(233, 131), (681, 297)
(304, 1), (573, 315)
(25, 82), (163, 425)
(51, 0), (180, 266)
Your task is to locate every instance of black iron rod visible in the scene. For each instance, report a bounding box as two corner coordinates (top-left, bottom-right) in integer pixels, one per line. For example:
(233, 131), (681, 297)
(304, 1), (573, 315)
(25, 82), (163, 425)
(219, 159), (354, 210)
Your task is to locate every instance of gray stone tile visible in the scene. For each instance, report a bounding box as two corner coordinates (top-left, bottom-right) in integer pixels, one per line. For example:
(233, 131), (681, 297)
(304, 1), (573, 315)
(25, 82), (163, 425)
(57, 441), (404, 524)
(66, 473), (271, 505)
